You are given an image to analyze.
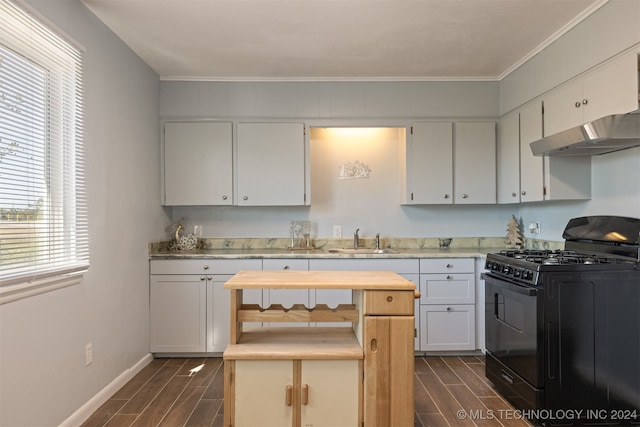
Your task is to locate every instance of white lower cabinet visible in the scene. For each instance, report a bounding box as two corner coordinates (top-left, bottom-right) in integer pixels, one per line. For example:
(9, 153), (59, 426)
(149, 259), (261, 353)
(233, 359), (360, 427)
(419, 258), (476, 351)
(150, 274), (207, 353)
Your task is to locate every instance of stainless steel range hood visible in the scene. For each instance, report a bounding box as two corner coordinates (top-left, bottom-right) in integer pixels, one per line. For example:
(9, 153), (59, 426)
(530, 112), (640, 156)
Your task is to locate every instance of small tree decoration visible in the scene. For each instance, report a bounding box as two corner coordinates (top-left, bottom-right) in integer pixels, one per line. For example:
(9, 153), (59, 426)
(505, 215), (524, 249)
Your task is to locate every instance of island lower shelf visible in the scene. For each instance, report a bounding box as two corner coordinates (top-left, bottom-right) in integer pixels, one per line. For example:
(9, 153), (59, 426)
(223, 326), (363, 360)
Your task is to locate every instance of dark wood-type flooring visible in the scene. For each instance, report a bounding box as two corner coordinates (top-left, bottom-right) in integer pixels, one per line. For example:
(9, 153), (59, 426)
(81, 355), (533, 427)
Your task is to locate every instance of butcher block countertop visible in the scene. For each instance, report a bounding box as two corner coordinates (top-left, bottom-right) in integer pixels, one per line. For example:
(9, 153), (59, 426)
(224, 269), (416, 290)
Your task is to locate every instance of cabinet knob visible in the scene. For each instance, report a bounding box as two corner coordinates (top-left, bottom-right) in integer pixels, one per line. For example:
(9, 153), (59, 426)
(443, 194), (450, 199)
(200, 276), (206, 281)
(582, 98), (588, 105)
(575, 101), (581, 108)
(222, 195), (228, 200)
(207, 276), (212, 281)
(243, 196), (248, 200)
(203, 265), (209, 270)
(521, 191), (526, 196)
(512, 192), (517, 197)
(462, 194), (468, 199)
(446, 275), (452, 280)
(446, 264), (452, 268)
(446, 306), (452, 311)
(283, 265), (290, 270)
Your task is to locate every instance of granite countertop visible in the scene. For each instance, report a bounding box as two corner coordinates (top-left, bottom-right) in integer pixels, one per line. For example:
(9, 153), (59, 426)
(149, 246), (500, 259)
(149, 237), (563, 260)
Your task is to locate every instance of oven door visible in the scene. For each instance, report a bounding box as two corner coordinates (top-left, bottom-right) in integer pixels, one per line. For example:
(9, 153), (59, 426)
(483, 273), (543, 388)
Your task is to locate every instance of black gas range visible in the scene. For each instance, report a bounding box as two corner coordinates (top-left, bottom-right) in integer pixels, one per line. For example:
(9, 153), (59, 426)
(483, 216), (640, 426)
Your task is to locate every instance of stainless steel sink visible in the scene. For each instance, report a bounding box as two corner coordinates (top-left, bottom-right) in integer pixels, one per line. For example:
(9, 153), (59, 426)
(326, 248), (396, 254)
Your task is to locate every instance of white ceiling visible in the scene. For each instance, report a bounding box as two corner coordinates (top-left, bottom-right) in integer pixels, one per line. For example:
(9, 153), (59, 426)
(81, 0), (605, 81)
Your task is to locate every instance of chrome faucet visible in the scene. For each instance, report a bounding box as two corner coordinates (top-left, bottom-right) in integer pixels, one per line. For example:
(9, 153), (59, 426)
(375, 233), (380, 250)
(354, 228), (360, 248)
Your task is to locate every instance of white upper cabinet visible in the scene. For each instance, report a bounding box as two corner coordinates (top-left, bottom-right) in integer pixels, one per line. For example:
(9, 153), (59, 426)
(402, 121), (496, 204)
(520, 101), (591, 202)
(163, 121), (233, 205)
(454, 122), (496, 204)
(236, 122), (309, 206)
(543, 52), (639, 136)
(403, 122), (453, 204)
(496, 111), (520, 204)
(519, 102), (545, 202)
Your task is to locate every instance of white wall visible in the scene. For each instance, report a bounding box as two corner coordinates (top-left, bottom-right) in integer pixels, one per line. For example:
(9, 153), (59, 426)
(0, 1), (166, 426)
(519, 146), (640, 241)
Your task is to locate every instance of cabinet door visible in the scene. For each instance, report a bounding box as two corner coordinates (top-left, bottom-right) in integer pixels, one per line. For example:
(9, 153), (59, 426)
(236, 122), (307, 206)
(364, 316), (414, 427)
(496, 112), (520, 204)
(234, 360), (293, 427)
(519, 102), (545, 202)
(454, 122), (496, 204)
(543, 80), (583, 137)
(582, 51), (639, 124)
(163, 121), (232, 205)
(150, 275), (206, 353)
(301, 360), (360, 427)
(420, 305), (475, 351)
(407, 122), (453, 204)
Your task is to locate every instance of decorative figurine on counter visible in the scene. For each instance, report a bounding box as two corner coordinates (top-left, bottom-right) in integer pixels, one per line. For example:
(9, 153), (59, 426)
(167, 217), (202, 251)
(505, 215), (524, 249)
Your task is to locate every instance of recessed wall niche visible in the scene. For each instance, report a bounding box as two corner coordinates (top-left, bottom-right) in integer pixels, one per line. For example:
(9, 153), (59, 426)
(310, 127), (405, 217)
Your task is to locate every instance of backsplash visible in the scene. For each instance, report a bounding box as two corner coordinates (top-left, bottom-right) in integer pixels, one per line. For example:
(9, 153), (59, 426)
(149, 236), (564, 253)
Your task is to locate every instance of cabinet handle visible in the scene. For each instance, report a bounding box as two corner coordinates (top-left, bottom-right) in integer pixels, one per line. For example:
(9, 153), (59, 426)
(222, 195), (228, 200)
(302, 384), (309, 405)
(370, 338), (378, 352)
(285, 385), (292, 406)
(243, 196), (248, 200)
(462, 193), (468, 199)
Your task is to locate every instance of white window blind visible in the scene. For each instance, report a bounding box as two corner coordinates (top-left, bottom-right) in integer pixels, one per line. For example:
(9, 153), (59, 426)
(0, 0), (88, 303)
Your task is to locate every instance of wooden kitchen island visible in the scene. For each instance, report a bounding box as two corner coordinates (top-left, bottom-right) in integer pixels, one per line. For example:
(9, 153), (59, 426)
(223, 270), (418, 427)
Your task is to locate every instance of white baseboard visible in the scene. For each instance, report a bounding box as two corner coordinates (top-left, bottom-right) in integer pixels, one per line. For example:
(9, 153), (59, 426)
(59, 353), (154, 427)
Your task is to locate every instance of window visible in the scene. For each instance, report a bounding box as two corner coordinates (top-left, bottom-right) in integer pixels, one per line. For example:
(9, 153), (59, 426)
(0, 0), (88, 304)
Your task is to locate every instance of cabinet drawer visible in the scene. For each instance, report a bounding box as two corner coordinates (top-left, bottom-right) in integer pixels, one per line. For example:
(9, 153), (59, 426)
(364, 290), (414, 315)
(420, 258), (474, 274)
(150, 259), (261, 275)
(262, 259), (309, 271)
(309, 258), (419, 274)
(420, 273), (475, 305)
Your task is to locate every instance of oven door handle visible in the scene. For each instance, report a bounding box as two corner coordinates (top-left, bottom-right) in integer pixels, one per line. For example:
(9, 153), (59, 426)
(482, 273), (537, 296)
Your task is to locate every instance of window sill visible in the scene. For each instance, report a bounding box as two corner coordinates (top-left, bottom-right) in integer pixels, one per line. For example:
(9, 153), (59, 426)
(0, 270), (86, 305)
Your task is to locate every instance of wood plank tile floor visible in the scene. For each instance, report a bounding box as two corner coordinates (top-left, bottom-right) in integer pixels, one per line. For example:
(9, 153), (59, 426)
(81, 355), (533, 427)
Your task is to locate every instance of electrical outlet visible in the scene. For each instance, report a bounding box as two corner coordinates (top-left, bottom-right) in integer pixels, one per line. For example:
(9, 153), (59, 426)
(332, 225), (342, 238)
(529, 222), (541, 235)
(85, 343), (93, 366)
